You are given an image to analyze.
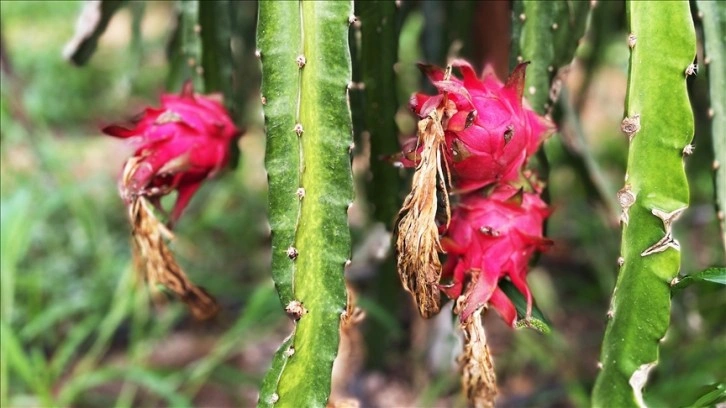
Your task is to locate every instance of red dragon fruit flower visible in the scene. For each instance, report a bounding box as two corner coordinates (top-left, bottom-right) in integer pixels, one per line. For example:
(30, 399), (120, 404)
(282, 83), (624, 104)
(401, 60), (553, 193)
(103, 82), (240, 224)
(440, 183), (551, 326)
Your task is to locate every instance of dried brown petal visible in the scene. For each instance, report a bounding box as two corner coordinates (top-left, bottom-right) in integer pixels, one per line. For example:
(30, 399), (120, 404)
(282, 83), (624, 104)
(460, 308), (497, 408)
(128, 190), (219, 320)
(394, 110), (450, 318)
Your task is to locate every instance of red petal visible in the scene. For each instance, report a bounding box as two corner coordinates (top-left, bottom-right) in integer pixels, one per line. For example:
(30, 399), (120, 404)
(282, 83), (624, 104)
(170, 180), (203, 225)
(102, 125), (139, 138)
(489, 287), (517, 327)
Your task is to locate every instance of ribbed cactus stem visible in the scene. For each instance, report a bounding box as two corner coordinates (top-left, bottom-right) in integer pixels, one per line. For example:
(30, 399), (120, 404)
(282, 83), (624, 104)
(355, 1), (403, 365)
(257, 1), (353, 406)
(695, 0), (726, 256)
(511, 0), (593, 114)
(592, 2), (696, 407)
(178, 0), (204, 91)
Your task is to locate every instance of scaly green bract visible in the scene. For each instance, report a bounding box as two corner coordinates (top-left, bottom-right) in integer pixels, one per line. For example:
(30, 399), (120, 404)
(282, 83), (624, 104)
(695, 0), (726, 256)
(592, 2), (696, 407)
(511, 0), (592, 114)
(257, 2), (353, 407)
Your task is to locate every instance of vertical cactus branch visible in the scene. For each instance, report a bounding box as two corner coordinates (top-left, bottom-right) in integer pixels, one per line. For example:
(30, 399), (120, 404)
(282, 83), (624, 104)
(168, 0), (204, 92)
(358, 1), (400, 227)
(198, 0), (233, 101)
(510, 0), (592, 114)
(356, 0), (403, 366)
(257, 1), (353, 406)
(592, 2), (696, 407)
(696, 0), (726, 255)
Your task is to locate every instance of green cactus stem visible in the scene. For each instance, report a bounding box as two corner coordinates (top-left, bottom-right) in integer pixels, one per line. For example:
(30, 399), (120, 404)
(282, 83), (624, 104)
(592, 2), (696, 407)
(257, 1), (353, 406)
(354, 0), (404, 366)
(511, 0), (592, 114)
(167, 0), (204, 92)
(198, 0), (233, 103)
(695, 0), (726, 257)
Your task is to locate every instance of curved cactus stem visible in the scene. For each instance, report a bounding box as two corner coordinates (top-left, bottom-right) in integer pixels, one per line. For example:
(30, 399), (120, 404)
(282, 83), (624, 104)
(695, 0), (726, 257)
(63, 0), (128, 65)
(592, 2), (696, 407)
(257, 1), (353, 406)
(510, 0), (593, 114)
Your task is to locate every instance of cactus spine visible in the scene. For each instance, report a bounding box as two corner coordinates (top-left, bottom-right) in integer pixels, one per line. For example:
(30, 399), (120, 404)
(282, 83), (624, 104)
(592, 2), (696, 407)
(257, 1), (353, 406)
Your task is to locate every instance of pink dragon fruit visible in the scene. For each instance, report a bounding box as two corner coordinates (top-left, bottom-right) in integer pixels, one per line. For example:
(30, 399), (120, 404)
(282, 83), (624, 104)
(401, 60), (553, 192)
(103, 82), (240, 223)
(440, 183), (551, 325)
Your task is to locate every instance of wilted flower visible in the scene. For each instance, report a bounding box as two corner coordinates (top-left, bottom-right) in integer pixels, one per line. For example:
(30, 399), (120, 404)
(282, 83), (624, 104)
(103, 82), (240, 223)
(400, 60), (553, 193)
(440, 183), (551, 325)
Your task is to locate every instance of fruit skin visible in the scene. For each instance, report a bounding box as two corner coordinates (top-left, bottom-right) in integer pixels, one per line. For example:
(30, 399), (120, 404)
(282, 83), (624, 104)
(103, 82), (240, 223)
(441, 184), (551, 325)
(400, 60), (553, 193)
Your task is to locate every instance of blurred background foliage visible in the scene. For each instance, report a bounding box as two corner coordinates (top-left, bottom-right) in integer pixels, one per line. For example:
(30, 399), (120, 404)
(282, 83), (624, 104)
(0, 1), (723, 407)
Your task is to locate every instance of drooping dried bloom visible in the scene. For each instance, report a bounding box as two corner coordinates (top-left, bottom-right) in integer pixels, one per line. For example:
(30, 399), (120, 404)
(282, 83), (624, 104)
(105, 83), (239, 320)
(128, 191), (219, 320)
(104, 82), (240, 223)
(400, 60), (553, 193)
(394, 109), (451, 318)
(441, 183), (551, 325)
(458, 306), (497, 408)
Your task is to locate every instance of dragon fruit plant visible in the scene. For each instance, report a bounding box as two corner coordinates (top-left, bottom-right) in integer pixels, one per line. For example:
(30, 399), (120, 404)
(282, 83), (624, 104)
(393, 60), (554, 406)
(54, 0), (722, 406)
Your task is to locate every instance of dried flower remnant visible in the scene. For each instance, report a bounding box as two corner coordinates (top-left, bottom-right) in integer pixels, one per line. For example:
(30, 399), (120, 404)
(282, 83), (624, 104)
(128, 194), (219, 320)
(459, 307), (497, 408)
(394, 107), (450, 318)
(104, 82), (240, 319)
